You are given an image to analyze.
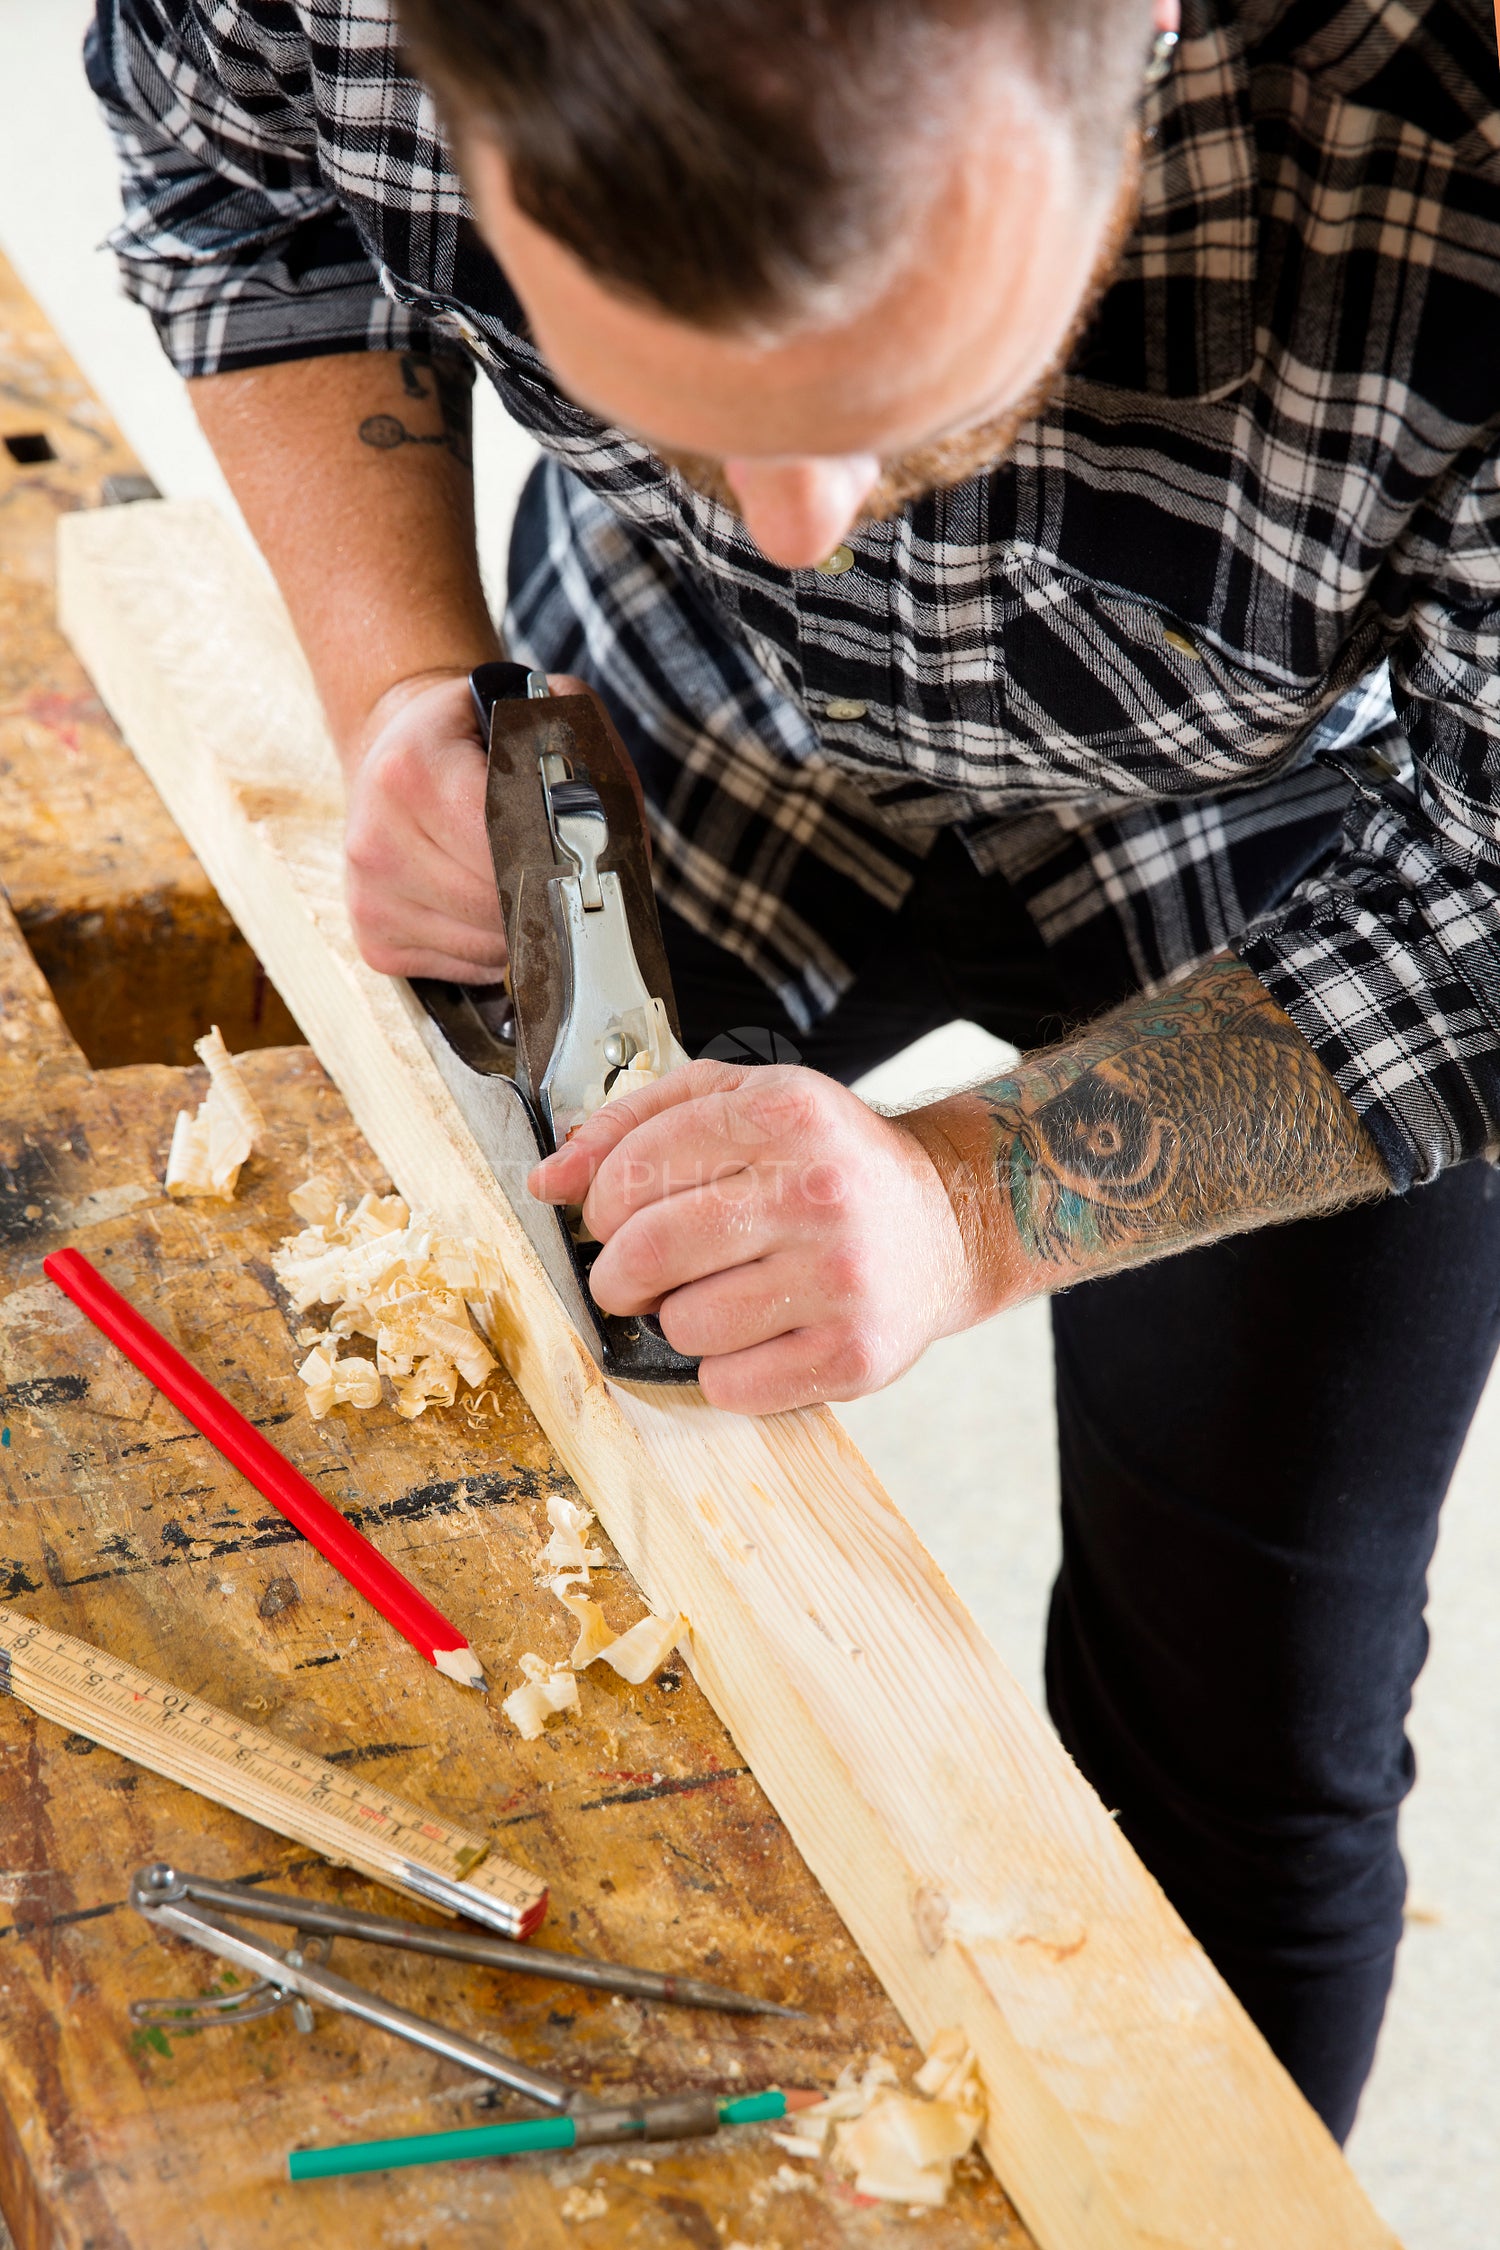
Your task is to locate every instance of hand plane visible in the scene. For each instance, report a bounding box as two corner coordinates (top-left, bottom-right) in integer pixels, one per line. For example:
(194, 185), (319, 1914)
(409, 663), (699, 1384)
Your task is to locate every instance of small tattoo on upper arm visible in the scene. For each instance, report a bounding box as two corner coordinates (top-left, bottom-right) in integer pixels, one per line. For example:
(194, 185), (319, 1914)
(358, 352), (473, 467)
(359, 411), (449, 451)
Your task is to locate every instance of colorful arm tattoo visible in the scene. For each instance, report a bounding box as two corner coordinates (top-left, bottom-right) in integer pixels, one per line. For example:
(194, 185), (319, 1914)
(975, 955), (1390, 1280)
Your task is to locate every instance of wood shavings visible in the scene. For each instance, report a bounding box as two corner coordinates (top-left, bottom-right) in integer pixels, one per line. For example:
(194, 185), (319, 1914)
(812, 2053), (900, 2124)
(600, 1053), (662, 1107)
(768, 2124), (830, 2160)
(506, 1497), (688, 1735)
(272, 1182), (503, 1420)
(574, 996), (690, 1127)
(549, 1577), (616, 1667)
(386, 1356), (459, 1419)
(587, 1607), (687, 1685)
(502, 1654), (581, 1741)
(287, 1173), (339, 1226)
(558, 2184), (607, 2222)
(811, 2035), (984, 2209)
(459, 1384), (507, 1428)
(837, 2094), (976, 2204)
(164, 1026), (266, 1198)
(912, 2025), (981, 2105)
(296, 1342), (381, 1420)
(539, 1495), (687, 1686)
(539, 1493), (604, 1577)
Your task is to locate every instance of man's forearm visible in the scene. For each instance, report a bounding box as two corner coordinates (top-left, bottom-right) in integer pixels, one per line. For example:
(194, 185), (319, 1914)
(914, 955), (1391, 1310)
(189, 349), (500, 759)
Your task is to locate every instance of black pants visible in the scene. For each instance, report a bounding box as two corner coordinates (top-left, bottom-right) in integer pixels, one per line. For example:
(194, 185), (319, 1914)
(658, 831), (1500, 2144)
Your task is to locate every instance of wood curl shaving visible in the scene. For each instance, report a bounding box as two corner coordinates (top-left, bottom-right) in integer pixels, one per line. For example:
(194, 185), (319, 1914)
(459, 1385), (507, 1429)
(575, 996), (689, 1125)
(165, 1027), (266, 1199)
(771, 2033), (985, 2208)
(600, 1053), (663, 1107)
(549, 1577), (617, 1668)
(501, 1654), (580, 1741)
(297, 1342), (382, 1419)
(584, 1607), (686, 1686)
(539, 1493), (604, 1576)
(500, 1494), (688, 1735)
(272, 1175), (504, 1420)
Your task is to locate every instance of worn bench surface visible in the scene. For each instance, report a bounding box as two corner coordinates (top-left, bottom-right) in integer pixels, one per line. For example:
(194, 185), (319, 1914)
(0, 257), (1023, 2250)
(0, 247), (299, 1067)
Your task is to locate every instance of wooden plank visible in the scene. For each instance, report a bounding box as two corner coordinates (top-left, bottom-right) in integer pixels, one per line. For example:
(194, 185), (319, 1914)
(58, 495), (1400, 2250)
(0, 888), (1020, 2249)
(0, 246), (299, 1066)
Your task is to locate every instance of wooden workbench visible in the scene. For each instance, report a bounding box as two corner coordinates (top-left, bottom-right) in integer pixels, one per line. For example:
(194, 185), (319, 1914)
(0, 257), (1025, 2249)
(0, 248), (299, 1067)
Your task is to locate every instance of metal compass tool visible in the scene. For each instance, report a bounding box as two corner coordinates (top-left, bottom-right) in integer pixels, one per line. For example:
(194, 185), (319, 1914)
(129, 1863), (804, 2122)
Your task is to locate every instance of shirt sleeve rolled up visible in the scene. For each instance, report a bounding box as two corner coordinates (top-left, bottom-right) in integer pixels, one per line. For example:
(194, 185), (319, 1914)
(85, 0), (436, 375)
(1238, 468), (1500, 1193)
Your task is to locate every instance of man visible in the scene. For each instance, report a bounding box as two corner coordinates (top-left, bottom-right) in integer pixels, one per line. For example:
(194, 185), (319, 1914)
(89, 0), (1500, 2142)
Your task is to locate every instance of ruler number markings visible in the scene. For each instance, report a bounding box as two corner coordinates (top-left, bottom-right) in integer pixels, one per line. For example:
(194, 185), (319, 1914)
(0, 1608), (539, 1923)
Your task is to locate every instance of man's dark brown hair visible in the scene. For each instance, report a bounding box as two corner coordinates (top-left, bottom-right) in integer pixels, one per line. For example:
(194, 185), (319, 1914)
(397, 0), (1159, 331)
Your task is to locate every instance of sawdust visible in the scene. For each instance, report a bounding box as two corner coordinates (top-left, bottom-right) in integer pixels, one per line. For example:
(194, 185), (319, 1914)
(558, 2184), (608, 2222)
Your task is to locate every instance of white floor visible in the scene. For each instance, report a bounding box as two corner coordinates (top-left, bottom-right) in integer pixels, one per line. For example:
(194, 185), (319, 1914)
(2, 9), (1495, 2240)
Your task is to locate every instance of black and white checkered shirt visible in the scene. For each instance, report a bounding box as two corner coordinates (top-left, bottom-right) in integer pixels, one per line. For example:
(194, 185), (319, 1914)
(90, 0), (1500, 1189)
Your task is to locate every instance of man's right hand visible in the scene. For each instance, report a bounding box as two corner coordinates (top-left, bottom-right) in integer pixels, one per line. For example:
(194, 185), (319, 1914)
(185, 359), (642, 990)
(342, 670), (508, 983)
(188, 351), (513, 981)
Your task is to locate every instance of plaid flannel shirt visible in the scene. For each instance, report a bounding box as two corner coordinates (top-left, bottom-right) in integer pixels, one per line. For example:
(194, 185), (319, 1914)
(89, 0), (1500, 1189)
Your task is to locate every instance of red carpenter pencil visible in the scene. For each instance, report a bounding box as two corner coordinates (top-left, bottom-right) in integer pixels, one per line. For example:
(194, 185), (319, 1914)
(43, 1247), (486, 1691)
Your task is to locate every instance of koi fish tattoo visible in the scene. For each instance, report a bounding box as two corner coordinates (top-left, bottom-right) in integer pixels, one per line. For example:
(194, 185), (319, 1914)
(978, 956), (1390, 1276)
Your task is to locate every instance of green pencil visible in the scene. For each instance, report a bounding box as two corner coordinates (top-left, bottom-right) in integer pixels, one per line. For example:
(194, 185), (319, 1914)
(289, 2088), (814, 2181)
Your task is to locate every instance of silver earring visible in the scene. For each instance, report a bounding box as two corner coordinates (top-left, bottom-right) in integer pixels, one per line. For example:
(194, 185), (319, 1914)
(1144, 27), (1179, 86)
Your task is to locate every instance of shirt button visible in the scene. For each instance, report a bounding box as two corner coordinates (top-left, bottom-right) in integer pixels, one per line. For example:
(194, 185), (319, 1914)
(815, 545), (856, 576)
(1162, 623), (1202, 661)
(825, 697), (868, 721)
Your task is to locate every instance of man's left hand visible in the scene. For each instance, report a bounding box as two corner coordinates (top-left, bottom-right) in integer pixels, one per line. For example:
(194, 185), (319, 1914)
(528, 1061), (980, 1413)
